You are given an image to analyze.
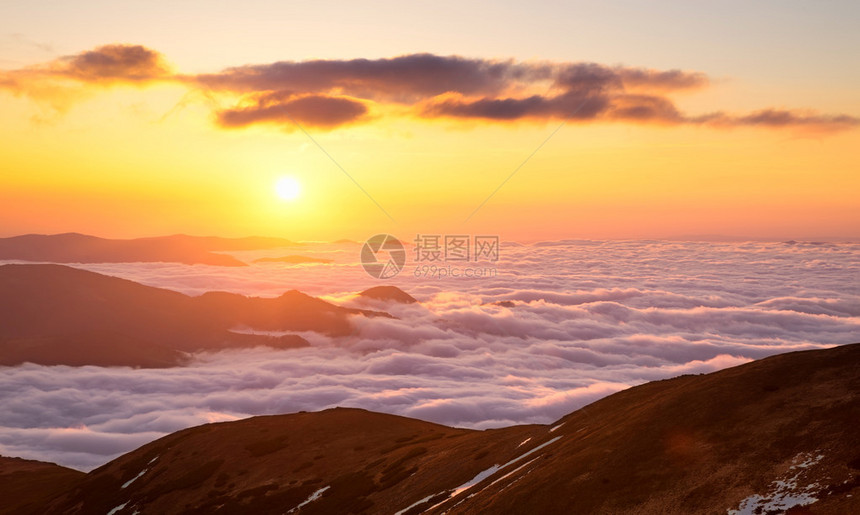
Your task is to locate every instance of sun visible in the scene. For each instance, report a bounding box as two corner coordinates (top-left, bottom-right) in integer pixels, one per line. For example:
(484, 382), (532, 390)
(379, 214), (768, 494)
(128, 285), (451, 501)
(275, 176), (301, 201)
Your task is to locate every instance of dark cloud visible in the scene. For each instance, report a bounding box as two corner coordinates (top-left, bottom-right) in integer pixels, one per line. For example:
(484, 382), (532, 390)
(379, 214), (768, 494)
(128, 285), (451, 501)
(423, 94), (555, 120)
(0, 44), (171, 109)
(697, 109), (860, 130)
(738, 109), (859, 127)
(194, 53), (552, 101)
(554, 63), (623, 92)
(1, 44), (171, 85)
(422, 90), (608, 121)
(199, 57), (712, 128)
(1, 44), (856, 132)
(422, 91), (687, 124)
(216, 94), (368, 129)
(56, 44), (171, 82)
(606, 94), (683, 123)
(616, 68), (709, 91)
(195, 57), (705, 101)
(424, 92), (858, 130)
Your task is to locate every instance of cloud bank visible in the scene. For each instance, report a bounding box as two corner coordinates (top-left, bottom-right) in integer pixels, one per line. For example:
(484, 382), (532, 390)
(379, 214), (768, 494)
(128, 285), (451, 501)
(1, 240), (858, 471)
(2, 44), (170, 85)
(1, 45), (856, 131)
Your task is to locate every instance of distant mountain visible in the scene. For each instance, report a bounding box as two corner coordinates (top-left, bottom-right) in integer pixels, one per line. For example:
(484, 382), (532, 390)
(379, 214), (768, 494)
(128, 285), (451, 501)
(359, 286), (418, 304)
(0, 233), (301, 266)
(9, 344), (857, 514)
(0, 330), (187, 368)
(253, 256), (333, 264)
(0, 264), (389, 367)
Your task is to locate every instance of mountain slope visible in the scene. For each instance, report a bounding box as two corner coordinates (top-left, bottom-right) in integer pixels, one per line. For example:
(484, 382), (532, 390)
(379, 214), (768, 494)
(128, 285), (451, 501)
(440, 342), (860, 514)
(0, 233), (301, 266)
(0, 330), (186, 368)
(42, 410), (541, 515)
(0, 264), (388, 367)
(0, 456), (84, 515)
(15, 343), (858, 514)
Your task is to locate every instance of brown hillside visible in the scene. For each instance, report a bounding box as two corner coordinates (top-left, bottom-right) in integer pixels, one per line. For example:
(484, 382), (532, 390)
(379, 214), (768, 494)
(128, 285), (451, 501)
(12, 343), (857, 514)
(0, 456), (84, 515)
(0, 264), (387, 367)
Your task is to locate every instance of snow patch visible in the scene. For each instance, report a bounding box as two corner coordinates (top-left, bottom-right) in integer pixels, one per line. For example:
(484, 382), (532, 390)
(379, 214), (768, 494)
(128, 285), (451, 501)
(728, 451), (826, 515)
(549, 423), (565, 432)
(484, 436), (561, 484)
(106, 502), (128, 515)
(791, 453), (825, 469)
(121, 468), (148, 489)
(516, 437), (531, 448)
(394, 494), (436, 515)
(424, 436), (563, 512)
(288, 485), (330, 513)
(497, 464), (536, 494)
(449, 465), (501, 498)
(488, 456), (541, 488)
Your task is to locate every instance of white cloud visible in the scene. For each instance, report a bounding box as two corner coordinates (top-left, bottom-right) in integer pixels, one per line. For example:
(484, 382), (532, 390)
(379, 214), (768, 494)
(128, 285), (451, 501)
(1, 240), (858, 471)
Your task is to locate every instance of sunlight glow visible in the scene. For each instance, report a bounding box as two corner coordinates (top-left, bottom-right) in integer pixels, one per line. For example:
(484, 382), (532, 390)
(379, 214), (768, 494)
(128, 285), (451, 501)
(275, 176), (301, 201)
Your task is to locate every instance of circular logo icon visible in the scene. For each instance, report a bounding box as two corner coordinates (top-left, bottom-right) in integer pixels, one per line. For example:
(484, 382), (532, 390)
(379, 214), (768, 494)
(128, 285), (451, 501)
(361, 234), (406, 279)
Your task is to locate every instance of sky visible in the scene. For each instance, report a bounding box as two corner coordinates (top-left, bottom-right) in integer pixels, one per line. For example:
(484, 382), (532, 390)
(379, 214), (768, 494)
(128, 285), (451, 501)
(1, 0), (859, 242)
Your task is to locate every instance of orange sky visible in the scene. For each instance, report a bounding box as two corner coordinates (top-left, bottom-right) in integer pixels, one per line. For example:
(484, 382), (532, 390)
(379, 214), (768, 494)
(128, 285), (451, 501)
(1, 1), (859, 242)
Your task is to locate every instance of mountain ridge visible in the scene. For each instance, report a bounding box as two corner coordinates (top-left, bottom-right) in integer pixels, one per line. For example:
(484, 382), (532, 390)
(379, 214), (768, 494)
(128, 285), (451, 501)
(0, 264), (391, 367)
(0, 233), (304, 266)
(4, 343), (856, 514)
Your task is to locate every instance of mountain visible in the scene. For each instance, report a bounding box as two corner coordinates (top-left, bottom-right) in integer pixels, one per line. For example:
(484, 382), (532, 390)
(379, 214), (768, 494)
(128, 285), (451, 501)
(0, 233), (301, 266)
(8, 343), (857, 514)
(253, 256), (333, 264)
(359, 286), (418, 304)
(0, 264), (389, 367)
(0, 330), (187, 368)
(0, 456), (84, 515)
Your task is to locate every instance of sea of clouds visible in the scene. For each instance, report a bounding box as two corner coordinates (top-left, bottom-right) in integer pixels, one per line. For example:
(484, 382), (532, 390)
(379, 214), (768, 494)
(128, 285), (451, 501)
(1, 240), (858, 471)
